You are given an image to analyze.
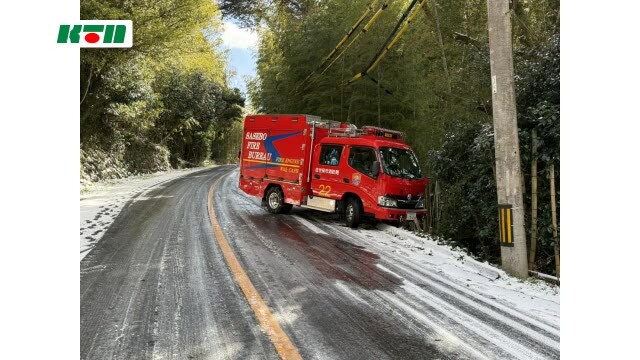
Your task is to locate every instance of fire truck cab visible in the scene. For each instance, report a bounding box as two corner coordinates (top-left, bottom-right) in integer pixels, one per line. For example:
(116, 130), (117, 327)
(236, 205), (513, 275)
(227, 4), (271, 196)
(239, 114), (429, 228)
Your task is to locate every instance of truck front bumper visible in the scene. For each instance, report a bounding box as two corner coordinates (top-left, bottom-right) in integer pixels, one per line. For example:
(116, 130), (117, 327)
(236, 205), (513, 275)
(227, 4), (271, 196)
(371, 207), (427, 222)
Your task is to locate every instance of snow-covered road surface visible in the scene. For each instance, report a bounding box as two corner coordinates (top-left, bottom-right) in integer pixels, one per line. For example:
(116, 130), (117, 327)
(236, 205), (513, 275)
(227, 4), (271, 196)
(80, 167), (210, 260)
(81, 166), (559, 359)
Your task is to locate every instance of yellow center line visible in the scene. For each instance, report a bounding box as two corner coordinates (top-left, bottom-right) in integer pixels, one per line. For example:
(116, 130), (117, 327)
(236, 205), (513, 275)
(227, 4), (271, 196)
(242, 158), (301, 168)
(207, 173), (303, 360)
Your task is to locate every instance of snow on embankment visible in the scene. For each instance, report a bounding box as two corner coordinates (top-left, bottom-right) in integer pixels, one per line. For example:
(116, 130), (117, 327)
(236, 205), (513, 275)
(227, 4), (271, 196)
(369, 224), (560, 326)
(80, 167), (209, 260)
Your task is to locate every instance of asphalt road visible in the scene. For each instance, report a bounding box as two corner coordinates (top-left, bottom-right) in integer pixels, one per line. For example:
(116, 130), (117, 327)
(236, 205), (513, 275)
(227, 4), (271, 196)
(81, 166), (560, 359)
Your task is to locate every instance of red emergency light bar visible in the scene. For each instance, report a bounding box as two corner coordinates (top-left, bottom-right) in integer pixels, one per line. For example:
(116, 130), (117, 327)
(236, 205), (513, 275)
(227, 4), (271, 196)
(325, 123), (405, 140)
(360, 126), (405, 140)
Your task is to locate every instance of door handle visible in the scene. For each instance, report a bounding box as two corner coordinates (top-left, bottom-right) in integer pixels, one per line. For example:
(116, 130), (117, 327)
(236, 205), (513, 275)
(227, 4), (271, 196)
(343, 178), (350, 183)
(314, 174), (320, 179)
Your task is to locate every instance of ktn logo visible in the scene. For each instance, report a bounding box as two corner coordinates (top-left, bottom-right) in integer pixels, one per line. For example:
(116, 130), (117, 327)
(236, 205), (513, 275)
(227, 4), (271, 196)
(57, 20), (132, 48)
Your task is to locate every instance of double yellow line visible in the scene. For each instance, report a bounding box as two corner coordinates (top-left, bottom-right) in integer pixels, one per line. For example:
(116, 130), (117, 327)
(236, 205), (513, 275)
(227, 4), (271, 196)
(208, 174), (302, 360)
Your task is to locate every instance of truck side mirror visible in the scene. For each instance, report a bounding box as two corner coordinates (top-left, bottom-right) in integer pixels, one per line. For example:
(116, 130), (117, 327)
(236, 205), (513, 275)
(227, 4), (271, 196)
(371, 161), (381, 178)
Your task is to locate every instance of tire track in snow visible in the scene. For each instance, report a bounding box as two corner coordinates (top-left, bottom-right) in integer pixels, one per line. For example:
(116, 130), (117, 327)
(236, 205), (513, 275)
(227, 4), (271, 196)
(310, 217), (560, 359)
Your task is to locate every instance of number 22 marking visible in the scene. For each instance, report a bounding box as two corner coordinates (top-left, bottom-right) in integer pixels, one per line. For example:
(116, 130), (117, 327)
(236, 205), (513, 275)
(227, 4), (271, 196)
(318, 184), (331, 196)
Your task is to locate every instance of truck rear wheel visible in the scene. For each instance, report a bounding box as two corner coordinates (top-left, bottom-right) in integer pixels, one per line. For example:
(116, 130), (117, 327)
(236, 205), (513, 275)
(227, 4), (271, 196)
(265, 186), (292, 214)
(345, 197), (362, 228)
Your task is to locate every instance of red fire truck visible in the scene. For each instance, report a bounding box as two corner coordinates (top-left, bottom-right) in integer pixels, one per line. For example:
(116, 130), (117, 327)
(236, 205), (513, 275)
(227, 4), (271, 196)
(239, 114), (429, 228)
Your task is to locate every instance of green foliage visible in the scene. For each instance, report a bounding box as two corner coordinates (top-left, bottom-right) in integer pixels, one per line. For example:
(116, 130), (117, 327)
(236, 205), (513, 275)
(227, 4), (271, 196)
(219, 0), (314, 27)
(429, 120), (500, 263)
(80, 0), (245, 182)
(516, 33), (560, 163)
(155, 68), (244, 166)
(80, 0), (561, 272)
(124, 139), (171, 174)
(427, 32), (560, 273)
(248, 0), (496, 171)
(249, 0), (560, 271)
(97, 58), (161, 141)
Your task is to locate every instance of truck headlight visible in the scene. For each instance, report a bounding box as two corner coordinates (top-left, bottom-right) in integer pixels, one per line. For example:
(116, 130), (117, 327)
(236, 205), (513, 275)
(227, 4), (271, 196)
(415, 198), (425, 209)
(378, 196), (398, 208)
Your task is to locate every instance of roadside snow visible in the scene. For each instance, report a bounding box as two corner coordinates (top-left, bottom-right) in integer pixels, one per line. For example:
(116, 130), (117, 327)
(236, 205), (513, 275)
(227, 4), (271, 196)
(80, 167), (210, 261)
(367, 224), (560, 327)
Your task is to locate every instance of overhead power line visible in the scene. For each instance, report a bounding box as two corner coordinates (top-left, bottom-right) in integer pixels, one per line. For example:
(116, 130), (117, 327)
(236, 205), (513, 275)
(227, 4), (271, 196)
(321, 2), (389, 75)
(348, 0), (427, 85)
(295, 0), (381, 91)
(364, 73), (393, 95)
(319, 0), (381, 69)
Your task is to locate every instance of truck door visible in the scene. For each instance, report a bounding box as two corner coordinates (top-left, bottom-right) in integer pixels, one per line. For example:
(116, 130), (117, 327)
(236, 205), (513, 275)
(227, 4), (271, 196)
(346, 146), (380, 209)
(311, 144), (345, 198)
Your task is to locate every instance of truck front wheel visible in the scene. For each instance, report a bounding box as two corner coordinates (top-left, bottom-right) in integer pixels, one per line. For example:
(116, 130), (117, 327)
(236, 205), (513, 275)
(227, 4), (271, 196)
(265, 186), (292, 214)
(345, 197), (362, 228)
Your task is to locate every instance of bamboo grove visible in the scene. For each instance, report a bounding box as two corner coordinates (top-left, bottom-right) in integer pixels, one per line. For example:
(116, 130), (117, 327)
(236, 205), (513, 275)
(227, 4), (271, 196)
(238, 0), (560, 275)
(80, 0), (245, 184)
(79, 0), (560, 275)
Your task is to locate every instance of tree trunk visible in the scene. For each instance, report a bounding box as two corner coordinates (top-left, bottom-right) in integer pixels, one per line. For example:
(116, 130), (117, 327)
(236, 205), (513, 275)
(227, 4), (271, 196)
(377, 65), (382, 127)
(346, 94), (354, 124)
(528, 130), (538, 270)
(413, 88), (417, 121)
(521, 171), (526, 240)
(80, 65), (93, 105)
(550, 163), (559, 277)
(487, 0), (528, 277)
(331, 94), (335, 120)
(340, 57), (345, 122)
(430, 0), (452, 95)
(425, 182), (432, 233)
(434, 180), (441, 233)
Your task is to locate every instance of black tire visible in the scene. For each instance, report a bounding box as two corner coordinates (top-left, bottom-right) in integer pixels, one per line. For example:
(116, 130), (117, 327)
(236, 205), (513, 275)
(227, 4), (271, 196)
(345, 197), (362, 228)
(265, 186), (288, 214)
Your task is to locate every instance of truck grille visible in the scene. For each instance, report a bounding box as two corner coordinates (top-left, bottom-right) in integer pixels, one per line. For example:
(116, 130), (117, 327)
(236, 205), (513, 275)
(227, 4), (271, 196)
(397, 200), (420, 209)
(390, 195), (423, 209)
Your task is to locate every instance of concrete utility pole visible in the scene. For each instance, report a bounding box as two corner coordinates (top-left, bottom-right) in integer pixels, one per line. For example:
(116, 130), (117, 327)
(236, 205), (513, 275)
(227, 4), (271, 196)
(486, 0), (528, 277)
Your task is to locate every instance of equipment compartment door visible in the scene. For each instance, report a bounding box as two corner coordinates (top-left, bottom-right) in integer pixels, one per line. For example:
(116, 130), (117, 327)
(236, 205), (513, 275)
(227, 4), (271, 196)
(264, 129), (306, 183)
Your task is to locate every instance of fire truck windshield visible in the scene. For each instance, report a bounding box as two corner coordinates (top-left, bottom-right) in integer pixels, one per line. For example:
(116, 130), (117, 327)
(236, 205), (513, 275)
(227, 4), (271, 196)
(379, 147), (423, 179)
